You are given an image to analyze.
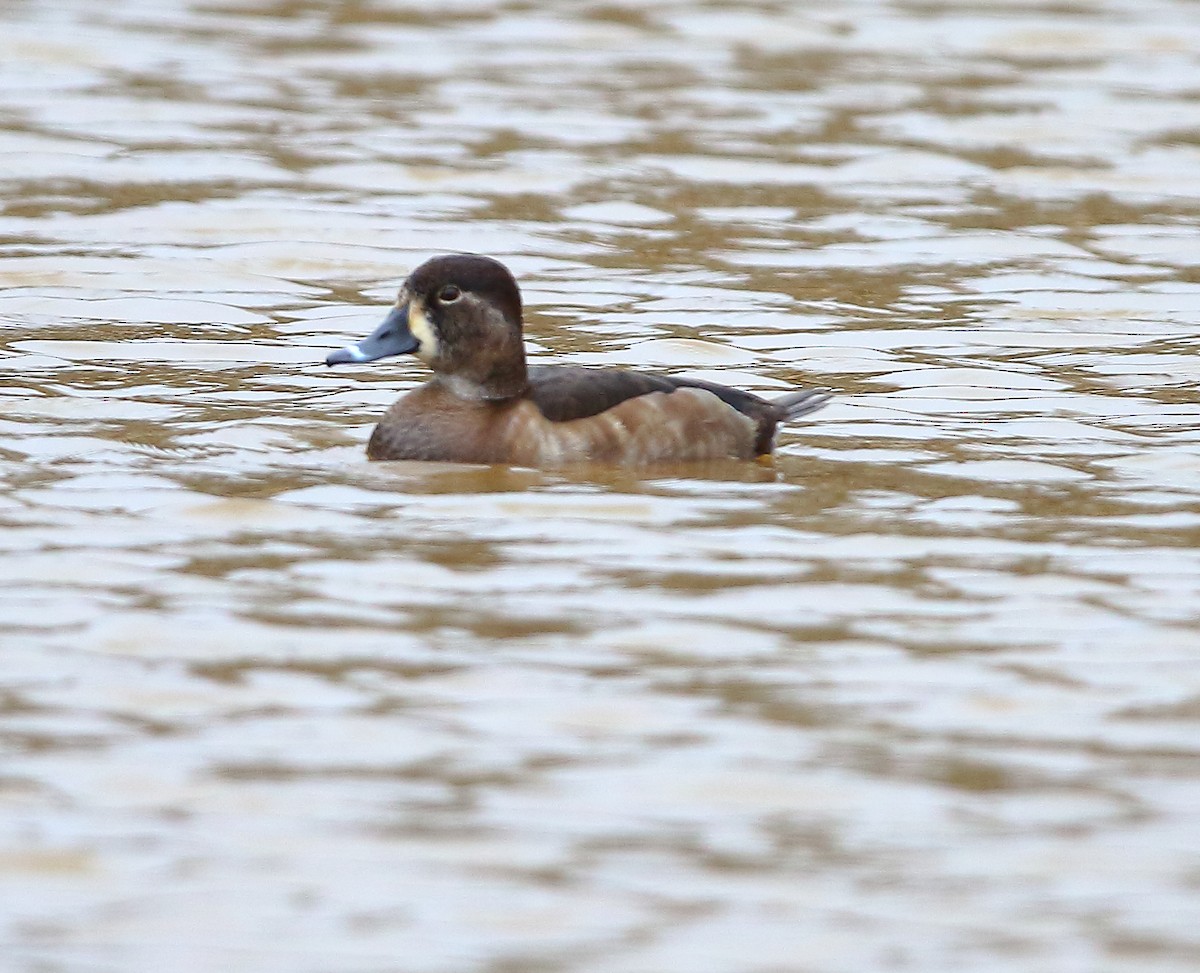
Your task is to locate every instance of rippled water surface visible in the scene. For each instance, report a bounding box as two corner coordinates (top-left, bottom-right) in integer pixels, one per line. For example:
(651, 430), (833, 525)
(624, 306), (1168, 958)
(3, 1), (1200, 970)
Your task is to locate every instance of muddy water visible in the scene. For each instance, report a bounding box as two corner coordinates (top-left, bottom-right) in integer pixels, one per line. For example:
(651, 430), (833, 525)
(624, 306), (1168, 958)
(2, 1), (1200, 970)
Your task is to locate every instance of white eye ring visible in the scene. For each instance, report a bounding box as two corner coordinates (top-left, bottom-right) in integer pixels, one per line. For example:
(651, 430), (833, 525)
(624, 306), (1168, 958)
(437, 285), (462, 304)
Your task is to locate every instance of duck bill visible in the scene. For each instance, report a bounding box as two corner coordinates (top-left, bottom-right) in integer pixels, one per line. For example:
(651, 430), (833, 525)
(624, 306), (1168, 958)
(325, 303), (419, 365)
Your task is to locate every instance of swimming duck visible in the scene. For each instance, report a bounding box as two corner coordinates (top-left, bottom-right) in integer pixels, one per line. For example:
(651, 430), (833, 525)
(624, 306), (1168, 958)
(326, 254), (830, 466)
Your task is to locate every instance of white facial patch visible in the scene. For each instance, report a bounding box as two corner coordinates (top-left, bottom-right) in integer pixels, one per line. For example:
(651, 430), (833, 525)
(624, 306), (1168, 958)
(407, 300), (439, 361)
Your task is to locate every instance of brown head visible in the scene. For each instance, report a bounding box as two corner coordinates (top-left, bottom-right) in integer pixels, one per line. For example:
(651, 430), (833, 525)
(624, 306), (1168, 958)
(326, 254), (529, 400)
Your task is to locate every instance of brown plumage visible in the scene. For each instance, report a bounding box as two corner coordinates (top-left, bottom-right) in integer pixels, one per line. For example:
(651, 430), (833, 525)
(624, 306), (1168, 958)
(326, 254), (830, 467)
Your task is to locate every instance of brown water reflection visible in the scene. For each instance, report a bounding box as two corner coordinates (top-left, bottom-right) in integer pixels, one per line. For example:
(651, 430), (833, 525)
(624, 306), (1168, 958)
(3, 0), (1200, 970)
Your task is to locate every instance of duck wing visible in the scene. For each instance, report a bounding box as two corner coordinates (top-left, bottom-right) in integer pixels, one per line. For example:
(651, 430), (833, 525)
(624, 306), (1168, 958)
(527, 365), (828, 453)
(527, 366), (681, 422)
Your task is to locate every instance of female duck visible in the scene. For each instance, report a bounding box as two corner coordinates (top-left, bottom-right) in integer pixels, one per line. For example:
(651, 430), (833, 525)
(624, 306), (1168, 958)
(326, 254), (829, 466)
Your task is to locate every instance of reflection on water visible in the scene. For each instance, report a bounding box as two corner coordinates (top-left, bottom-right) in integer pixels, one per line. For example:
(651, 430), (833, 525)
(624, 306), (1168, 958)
(3, 0), (1200, 970)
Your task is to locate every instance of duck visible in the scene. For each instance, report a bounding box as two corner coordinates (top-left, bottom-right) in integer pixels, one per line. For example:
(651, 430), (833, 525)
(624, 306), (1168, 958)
(325, 254), (830, 466)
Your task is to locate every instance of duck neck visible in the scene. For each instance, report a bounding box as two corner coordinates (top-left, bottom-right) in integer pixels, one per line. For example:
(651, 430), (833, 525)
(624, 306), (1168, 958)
(438, 351), (529, 402)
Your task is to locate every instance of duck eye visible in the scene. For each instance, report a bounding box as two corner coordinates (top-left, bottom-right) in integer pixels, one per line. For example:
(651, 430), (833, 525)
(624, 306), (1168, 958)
(436, 285), (462, 304)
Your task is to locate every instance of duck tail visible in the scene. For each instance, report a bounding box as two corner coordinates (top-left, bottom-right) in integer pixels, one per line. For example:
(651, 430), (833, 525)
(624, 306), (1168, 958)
(774, 387), (833, 421)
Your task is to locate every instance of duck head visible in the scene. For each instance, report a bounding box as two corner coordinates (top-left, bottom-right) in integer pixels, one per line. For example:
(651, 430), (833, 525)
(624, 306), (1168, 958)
(326, 253), (528, 400)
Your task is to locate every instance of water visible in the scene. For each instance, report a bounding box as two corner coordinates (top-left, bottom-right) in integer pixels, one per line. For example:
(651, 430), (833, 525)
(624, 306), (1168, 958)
(2, 1), (1200, 970)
